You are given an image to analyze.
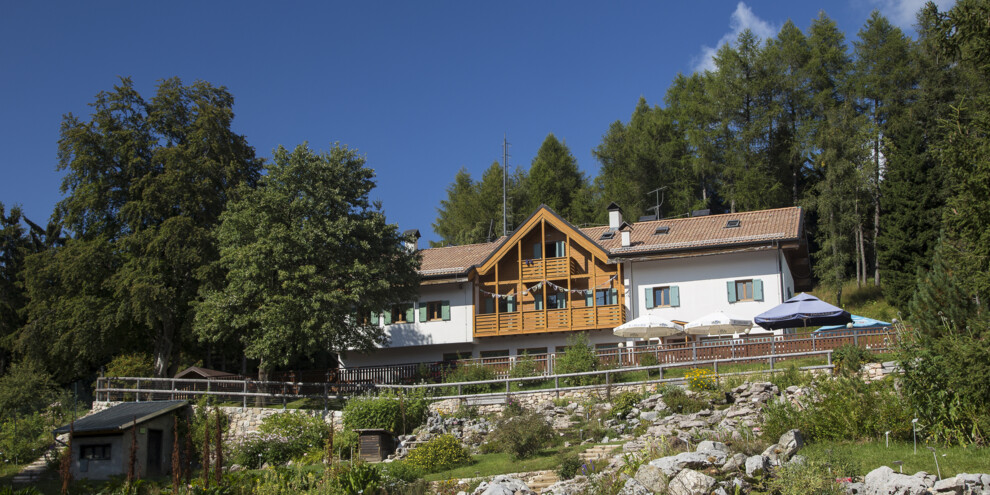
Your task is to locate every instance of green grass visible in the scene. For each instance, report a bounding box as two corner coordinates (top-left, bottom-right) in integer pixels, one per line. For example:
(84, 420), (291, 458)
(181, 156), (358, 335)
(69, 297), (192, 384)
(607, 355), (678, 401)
(422, 443), (613, 481)
(814, 279), (899, 323)
(803, 440), (990, 478)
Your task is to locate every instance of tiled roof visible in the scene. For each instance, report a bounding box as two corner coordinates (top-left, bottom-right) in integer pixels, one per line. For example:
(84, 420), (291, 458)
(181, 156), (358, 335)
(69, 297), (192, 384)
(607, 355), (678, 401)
(582, 207), (803, 255)
(419, 239), (504, 277)
(415, 207), (803, 276)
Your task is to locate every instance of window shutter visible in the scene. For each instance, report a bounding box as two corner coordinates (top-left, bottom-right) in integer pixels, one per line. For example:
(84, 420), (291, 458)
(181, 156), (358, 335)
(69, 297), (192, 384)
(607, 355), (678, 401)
(533, 243), (541, 259)
(370, 312), (379, 325)
(506, 296), (515, 313)
(645, 288), (654, 309)
(610, 288), (618, 305)
(586, 290), (594, 307)
(670, 286), (680, 307)
(405, 306), (415, 323)
(441, 300), (451, 321)
(727, 281), (737, 303)
(754, 280), (764, 301)
(419, 304), (427, 322)
(556, 241), (565, 257)
(384, 310), (392, 325)
(535, 297), (543, 311)
(484, 298), (494, 314)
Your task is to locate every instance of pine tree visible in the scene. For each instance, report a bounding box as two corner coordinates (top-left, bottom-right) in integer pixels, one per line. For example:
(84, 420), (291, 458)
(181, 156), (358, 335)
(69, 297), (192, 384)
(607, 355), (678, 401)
(525, 134), (586, 221)
(908, 239), (977, 336)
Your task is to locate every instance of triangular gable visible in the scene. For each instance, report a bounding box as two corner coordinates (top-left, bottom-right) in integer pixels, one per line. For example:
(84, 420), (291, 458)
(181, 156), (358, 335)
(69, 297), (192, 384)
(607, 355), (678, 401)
(475, 204), (610, 274)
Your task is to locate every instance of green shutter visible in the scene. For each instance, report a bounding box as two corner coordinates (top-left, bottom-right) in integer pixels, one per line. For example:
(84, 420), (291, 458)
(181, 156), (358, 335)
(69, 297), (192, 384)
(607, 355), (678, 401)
(535, 297), (543, 311)
(533, 243), (541, 259)
(586, 290), (594, 307)
(670, 286), (680, 307)
(371, 312), (379, 325)
(556, 241), (565, 257)
(727, 281), (737, 303)
(506, 296), (515, 313)
(610, 288), (618, 305)
(645, 288), (654, 309)
(441, 300), (451, 321)
(754, 280), (764, 301)
(419, 304), (427, 322)
(405, 306), (414, 323)
(384, 310), (392, 324)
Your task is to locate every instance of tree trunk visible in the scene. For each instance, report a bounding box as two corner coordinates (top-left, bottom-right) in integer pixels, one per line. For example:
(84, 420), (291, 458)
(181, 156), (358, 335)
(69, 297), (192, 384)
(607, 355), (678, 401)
(859, 223), (867, 286)
(152, 319), (175, 378)
(256, 358), (269, 407)
(873, 102), (882, 287)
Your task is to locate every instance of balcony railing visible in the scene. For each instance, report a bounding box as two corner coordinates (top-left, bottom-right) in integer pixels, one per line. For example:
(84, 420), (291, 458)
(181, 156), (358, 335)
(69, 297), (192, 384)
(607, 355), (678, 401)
(474, 303), (627, 337)
(520, 257), (581, 281)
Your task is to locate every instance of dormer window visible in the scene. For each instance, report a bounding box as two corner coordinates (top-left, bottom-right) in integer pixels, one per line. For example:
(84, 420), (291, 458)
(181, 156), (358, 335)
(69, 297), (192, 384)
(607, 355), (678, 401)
(599, 230), (615, 240)
(725, 219), (741, 228)
(654, 226), (670, 235)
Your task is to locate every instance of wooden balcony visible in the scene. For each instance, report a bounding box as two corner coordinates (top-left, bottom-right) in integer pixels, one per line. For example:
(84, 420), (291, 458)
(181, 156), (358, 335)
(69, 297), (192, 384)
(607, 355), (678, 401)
(520, 257), (582, 281)
(473, 304), (627, 338)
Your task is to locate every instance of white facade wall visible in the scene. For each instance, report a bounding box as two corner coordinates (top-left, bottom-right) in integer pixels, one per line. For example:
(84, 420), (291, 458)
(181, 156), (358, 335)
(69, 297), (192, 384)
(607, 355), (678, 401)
(623, 249), (793, 338)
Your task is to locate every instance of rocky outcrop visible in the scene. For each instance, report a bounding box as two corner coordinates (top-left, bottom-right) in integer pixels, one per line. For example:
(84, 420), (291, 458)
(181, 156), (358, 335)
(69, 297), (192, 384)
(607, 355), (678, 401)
(472, 475), (536, 495)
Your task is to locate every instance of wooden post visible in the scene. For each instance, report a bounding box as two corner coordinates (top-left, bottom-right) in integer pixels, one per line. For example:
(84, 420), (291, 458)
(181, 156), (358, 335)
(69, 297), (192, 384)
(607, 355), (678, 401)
(171, 379), (175, 400)
(136, 379), (141, 402)
(243, 380), (248, 410)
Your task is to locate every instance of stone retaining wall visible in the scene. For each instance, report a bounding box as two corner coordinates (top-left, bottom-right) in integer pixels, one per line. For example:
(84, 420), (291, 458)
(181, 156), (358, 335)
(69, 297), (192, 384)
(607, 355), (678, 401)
(429, 383), (653, 416)
(92, 401), (342, 439)
(861, 361), (900, 382)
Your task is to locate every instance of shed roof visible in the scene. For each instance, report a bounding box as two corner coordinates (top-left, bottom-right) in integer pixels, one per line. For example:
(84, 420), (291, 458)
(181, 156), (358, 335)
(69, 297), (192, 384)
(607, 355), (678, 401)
(54, 400), (187, 435)
(174, 366), (238, 379)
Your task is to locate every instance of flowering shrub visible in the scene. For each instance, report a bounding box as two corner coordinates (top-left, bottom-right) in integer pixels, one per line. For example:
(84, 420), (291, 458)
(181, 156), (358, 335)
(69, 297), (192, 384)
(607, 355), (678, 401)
(230, 412), (329, 468)
(404, 434), (472, 473)
(685, 368), (717, 391)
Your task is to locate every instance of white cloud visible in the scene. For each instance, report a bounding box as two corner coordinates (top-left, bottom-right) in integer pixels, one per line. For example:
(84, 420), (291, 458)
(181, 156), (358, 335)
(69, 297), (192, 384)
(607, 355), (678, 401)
(866, 0), (956, 31)
(692, 2), (779, 74)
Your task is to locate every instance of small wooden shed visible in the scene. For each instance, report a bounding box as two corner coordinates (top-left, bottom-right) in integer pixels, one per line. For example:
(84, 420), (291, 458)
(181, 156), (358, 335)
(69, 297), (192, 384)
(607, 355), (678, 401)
(354, 429), (395, 462)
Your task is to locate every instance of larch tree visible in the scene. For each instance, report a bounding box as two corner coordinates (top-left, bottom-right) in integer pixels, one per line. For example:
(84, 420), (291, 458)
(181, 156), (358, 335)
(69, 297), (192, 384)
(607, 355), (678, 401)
(195, 143), (421, 378)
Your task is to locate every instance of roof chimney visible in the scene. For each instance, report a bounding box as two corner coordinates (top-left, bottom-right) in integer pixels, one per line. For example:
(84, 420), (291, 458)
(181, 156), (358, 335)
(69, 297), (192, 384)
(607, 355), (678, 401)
(607, 202), (623, 230)
(619, 222), (633, 247)
(402, 229), (421, 252)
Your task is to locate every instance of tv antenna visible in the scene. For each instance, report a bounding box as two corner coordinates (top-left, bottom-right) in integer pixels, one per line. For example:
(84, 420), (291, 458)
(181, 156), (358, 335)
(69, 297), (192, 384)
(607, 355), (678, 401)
(647, 186), (667, 219)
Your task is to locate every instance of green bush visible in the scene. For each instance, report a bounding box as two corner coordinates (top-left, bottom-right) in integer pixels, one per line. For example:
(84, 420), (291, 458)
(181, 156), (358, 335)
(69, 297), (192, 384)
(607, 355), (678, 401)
(342, 390), (429, 435)
(104, 353), (155, 378)
(770, 363), (812, 390)
(639, 353), (659, 377)
(555, 450), (583, 480)
(404, 434), (472, 473)
(379, 459), (425, 483)
(443, 365), (498, 394)
(556, 333), (600, 386)
(764, 455), (845, 495)
(509, 354), (544, 390)
(760, 376), (913, 443)
(231, 411), (327, 468)
(487, 410), (555, 459)
(833, 344), (873, 377)
(0, 359), (58, 417)
(189, 398), (231, 464)
(659, 385), (707, 415)
(330, 461), (384, 494)
(611, 391), (641, 419)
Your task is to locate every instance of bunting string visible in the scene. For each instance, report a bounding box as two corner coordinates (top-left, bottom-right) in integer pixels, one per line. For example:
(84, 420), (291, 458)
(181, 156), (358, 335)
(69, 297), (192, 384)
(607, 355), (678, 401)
(478, 275), (617, 299)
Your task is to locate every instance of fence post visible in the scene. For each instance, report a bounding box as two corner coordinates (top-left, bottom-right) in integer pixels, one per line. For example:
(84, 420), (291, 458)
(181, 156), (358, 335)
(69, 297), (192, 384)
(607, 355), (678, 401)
(854, 330), (859, 347)
(458, 384), (462, 396)
(692, 341), (697, 361)
(171, 379), (175, 401)
(554, 376), (560, 399)
(813, 334), (817, 351)
(659, 366), (664, 380)
(714, 360), (718, 376)
(136, 379), (141, 402)
(243, 380), (248, 410)
(323, 381), (329, 413)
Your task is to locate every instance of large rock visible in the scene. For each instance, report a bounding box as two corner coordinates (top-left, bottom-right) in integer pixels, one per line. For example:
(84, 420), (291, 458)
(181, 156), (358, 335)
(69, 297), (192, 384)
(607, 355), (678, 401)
(863, 466), (930, 495)
(696, 440), (730, 454)
(617, 477), (653, 495)
(542, 475), (589, 495)
(473, 475), (536, 495)
(634, 463), (669, 493)
(777, 429), (805, 461)
(721, 453), (747, 474)
(649, 451), (727, 477)
(745, 455), (769, 478)
(667, 469), (717, 495)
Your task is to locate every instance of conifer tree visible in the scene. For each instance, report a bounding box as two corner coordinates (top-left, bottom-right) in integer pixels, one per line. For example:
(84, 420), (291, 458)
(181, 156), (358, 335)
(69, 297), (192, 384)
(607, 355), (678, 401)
(525, 133), (586, 221)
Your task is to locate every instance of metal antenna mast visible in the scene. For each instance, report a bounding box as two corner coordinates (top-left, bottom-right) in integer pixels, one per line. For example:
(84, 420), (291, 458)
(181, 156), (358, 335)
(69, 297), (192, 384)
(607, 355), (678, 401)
(502, 134), (510, 236)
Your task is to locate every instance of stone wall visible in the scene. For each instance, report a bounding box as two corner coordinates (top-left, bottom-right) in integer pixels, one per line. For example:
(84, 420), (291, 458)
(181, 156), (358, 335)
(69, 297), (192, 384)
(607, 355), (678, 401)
(92, 401), (342, 439)
(428, 383), (654, 416)
(861, 361), (900, 382)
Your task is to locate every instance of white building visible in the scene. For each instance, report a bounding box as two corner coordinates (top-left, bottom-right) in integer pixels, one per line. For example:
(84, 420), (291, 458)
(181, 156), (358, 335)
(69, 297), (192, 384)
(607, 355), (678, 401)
(340, 204), (811, 368)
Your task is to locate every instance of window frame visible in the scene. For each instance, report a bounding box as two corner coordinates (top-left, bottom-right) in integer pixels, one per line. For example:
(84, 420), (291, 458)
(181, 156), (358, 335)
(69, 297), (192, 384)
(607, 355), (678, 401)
(426, 301), (443, 321)
(735, 279), (755, 302)
(652, 286), (672, 307)
(391, 303), (412, 323)
(80, 444), (112, 461)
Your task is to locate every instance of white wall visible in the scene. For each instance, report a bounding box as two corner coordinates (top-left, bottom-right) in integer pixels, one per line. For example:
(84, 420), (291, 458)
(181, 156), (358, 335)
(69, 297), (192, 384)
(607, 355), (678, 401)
(624, 250), (786, 334)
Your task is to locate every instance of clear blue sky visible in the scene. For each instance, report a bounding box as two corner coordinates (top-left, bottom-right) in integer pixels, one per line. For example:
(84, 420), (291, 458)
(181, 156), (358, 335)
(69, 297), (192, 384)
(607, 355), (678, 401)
(0, 0), (946, 245)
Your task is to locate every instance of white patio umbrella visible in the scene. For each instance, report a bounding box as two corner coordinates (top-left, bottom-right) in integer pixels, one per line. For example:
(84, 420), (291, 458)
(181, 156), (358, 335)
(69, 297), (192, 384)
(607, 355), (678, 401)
(613, 313), (684, 338)
(683, 311), (752, 336)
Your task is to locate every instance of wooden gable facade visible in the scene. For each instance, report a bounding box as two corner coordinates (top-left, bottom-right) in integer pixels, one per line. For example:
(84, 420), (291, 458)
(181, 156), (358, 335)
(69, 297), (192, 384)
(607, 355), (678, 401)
(472, 207), (626, 338)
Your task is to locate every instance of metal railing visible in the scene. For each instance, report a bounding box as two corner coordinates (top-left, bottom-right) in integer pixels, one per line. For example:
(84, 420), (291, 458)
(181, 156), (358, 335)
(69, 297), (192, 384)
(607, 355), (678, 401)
(95, 337), (895, 407)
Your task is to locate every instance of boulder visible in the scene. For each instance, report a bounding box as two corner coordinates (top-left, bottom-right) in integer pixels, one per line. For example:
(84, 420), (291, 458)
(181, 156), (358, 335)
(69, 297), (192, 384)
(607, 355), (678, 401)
(640, 411), (659, 422)
(745, 455), (769, 478)
(649, 451), (727, 477)
(667, 469), (717, 495)
(863, 466), (930, 495)
(634, 463), (668, 493)
(777, 429), (805, 461)
(473, 475), (536, 495)
(617, 477), (653, 495)
(542, 475), (590, 495)
(721, 453), (747, 474)
(696, 440), (730, 454)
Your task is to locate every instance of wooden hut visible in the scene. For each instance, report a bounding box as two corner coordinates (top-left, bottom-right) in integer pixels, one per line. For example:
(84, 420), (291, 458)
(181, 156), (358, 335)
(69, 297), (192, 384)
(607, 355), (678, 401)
(354, 429), (395, 462)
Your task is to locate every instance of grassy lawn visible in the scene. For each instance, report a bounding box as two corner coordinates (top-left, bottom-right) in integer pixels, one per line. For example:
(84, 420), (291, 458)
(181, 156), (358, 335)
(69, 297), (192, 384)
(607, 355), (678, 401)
(423, 443), (617, 481)
(803, 440), (990, 478)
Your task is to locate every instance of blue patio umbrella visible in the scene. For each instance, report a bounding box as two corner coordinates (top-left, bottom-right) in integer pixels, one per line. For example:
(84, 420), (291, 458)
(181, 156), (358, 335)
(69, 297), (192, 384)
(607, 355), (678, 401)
(815, 314), (891, 332)
(754, 292), (852, 330)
